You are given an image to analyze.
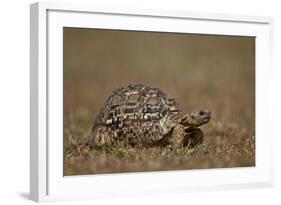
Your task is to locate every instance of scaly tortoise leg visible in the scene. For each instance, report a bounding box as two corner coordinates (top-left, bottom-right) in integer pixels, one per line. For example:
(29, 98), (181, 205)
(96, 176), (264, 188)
(169, 124), (186, 148)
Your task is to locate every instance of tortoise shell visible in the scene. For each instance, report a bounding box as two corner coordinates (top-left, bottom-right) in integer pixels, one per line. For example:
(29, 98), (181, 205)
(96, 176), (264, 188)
(90, 84), (185, 146)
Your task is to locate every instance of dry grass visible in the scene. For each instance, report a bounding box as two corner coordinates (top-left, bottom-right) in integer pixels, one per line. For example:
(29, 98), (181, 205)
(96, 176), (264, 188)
(63, 28), (255, 176)
(64, 116), (255, 175)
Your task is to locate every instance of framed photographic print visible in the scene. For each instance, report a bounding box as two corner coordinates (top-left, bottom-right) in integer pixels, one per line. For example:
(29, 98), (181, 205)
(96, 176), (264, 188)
(30, 2), (274, 202)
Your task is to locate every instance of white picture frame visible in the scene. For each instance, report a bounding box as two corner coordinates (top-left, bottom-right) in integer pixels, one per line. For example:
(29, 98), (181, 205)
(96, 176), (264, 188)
(30, 2), (274, 202)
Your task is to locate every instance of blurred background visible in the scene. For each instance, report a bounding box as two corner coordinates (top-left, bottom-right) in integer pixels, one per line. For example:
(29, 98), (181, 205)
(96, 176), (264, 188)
(63, 27), (255, 175)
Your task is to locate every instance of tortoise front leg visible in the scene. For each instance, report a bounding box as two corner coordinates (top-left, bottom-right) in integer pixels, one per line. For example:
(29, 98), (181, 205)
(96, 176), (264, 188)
(169, 124), (186, 148)
(184, 127), (204, 148)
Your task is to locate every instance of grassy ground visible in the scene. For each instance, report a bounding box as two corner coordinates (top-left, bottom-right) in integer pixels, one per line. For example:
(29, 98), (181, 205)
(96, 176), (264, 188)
(64, 117), (255, 175)
(63, 28), (255, 176)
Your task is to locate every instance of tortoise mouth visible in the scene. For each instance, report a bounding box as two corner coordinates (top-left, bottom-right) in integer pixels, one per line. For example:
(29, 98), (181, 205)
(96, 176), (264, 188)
(199, 110), (211, 124)
(197, 111), (211, 126)
(202, 117), (210, 124)
(203, 115), (210, 122)
(199, 110), (211, 119)
(180, 110), (211, 128)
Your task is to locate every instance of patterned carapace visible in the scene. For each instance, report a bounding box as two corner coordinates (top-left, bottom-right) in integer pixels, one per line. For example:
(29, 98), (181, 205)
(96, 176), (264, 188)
(90, 84), (185, 146)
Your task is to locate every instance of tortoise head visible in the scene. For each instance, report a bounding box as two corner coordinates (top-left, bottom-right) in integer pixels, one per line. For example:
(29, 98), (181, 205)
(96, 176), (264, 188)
(180, 110), (211, 128)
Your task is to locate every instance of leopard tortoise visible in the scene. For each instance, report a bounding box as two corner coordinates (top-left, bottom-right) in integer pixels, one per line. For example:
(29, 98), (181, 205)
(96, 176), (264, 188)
(86, 84), (210, 148)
